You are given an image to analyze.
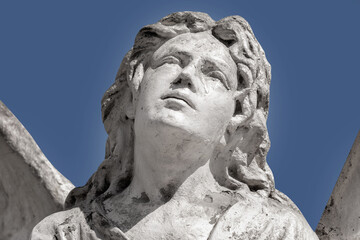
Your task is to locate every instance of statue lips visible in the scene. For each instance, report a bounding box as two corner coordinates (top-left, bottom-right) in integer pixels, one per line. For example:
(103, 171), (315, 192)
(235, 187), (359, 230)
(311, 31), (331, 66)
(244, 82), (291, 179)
(161, 91), (196, 110)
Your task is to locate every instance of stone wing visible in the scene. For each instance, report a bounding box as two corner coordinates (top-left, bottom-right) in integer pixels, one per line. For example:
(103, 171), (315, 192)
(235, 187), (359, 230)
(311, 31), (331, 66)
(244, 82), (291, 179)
(0, 101), (74, 240)
(316, 131), (360, 239)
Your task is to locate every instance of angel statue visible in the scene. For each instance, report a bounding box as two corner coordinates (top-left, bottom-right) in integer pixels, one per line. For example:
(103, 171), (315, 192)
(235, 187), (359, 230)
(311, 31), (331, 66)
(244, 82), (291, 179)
(0, 12), (319, 240)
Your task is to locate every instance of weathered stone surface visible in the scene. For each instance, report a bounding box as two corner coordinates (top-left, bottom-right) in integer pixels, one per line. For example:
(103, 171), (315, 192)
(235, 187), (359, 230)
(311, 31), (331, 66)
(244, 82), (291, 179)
(0, 101), (74, 240)
(316, 131), (360, 239)
(26, 11), (317, 239)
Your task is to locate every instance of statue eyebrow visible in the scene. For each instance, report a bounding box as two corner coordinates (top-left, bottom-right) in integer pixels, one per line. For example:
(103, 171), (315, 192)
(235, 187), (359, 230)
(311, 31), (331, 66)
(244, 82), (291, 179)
(169, 50), (191, 61)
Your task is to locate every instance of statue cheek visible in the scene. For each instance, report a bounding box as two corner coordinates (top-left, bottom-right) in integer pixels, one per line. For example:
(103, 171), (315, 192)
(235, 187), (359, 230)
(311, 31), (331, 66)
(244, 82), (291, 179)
(197, 94), (234, 137)
(206, 92), (234, 119)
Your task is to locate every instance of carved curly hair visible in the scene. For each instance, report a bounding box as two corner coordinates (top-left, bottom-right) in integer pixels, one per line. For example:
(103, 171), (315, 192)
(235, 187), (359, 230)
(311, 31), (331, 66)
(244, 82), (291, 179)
(65, 11), (274, 208)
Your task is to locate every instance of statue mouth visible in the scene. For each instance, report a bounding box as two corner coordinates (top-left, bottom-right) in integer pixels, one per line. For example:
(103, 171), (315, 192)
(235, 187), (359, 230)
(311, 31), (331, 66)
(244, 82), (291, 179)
(161, 92), (196, 109)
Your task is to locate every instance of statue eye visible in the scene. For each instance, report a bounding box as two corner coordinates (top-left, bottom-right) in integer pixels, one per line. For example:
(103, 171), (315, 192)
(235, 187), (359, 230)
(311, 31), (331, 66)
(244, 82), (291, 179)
(160, 56), (181, 66)
(207, 71), (229, 89)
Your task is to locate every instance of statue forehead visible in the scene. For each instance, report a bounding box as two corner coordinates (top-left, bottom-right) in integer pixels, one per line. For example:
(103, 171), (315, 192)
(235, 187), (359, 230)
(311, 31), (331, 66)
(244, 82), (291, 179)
(152, 32), (233, 62)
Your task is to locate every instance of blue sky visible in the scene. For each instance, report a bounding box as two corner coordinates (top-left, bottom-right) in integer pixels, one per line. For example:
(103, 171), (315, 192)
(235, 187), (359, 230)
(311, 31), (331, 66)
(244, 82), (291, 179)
(1, 0), (359, 230)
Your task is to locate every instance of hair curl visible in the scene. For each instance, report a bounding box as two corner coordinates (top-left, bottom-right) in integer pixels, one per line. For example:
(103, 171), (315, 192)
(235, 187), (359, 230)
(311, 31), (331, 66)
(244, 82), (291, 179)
(65, 11), (274, 208)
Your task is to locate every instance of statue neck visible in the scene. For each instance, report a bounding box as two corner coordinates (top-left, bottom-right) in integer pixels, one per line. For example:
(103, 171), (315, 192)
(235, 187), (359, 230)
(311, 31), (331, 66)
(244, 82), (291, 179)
(130, 134), (217, 203)
(130, 160), (218, 203)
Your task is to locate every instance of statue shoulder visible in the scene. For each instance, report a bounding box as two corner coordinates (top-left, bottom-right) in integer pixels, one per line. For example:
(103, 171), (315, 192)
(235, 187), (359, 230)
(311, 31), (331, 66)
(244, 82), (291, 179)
(30, 207), (100, 240)
(209, 189), (319, 240)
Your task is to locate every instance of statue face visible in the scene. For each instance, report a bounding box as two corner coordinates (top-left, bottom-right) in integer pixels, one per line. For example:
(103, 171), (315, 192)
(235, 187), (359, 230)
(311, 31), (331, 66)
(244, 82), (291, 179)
(134, 32), (238, 146)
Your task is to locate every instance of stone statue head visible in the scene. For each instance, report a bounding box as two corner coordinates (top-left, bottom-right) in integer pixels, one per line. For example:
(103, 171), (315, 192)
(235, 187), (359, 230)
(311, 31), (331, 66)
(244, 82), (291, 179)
(65, 11), (273, 208)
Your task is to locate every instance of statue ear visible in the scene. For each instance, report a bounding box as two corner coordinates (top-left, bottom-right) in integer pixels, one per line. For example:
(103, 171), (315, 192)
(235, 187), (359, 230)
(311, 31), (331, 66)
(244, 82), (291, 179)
(125, 63), (145, 120)
(227, 88), (255, 134)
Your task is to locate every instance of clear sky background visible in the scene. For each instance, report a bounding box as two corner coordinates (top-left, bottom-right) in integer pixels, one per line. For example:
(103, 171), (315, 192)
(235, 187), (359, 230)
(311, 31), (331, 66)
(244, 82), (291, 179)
(1, 0), (359, 230)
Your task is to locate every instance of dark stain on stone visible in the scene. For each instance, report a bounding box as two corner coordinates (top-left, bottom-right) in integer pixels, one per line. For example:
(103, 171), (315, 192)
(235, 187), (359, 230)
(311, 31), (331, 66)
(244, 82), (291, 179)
(209, 215), (217, 224)
(160, 183), (176, 202)
(67, 225), (75, 232)
(204, 194), (213, 203)
(85, 212), (93, 222)
(132, 192), (150, 203)
(59, 216), (73, 226)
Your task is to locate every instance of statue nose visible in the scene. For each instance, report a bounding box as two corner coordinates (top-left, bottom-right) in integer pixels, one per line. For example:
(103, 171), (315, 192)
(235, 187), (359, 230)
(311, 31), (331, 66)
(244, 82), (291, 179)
(171, 75), (193, 89)
(171, 64), (199, 92)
